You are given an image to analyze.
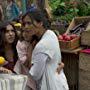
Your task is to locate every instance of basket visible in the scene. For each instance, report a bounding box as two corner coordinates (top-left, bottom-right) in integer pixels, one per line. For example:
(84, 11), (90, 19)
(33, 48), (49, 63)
(79, 52), (90, 90)
(59, 36), (80, 50)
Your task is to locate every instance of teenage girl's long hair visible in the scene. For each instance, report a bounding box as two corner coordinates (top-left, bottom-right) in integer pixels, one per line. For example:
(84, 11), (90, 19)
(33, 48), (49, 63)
(0, 22), (18, 64)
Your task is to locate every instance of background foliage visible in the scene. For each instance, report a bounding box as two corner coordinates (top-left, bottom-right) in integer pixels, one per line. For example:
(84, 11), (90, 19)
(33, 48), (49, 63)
(49, 0), (90, 22)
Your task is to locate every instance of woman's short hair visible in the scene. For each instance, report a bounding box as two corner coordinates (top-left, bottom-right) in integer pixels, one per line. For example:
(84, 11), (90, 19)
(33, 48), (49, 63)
(22, 8), (51, 29)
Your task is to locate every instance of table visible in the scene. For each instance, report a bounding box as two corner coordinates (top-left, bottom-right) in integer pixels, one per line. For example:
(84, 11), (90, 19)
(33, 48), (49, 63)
(0, 74), (27, 90)
(61, 47), (83, 90)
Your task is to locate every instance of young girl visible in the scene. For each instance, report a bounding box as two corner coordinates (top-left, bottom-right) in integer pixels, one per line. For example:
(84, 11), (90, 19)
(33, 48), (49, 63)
(14, 29), (38, 90)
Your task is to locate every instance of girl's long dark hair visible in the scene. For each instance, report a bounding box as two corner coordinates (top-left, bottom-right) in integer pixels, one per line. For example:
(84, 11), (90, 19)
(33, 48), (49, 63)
(0, 22), (18, 64)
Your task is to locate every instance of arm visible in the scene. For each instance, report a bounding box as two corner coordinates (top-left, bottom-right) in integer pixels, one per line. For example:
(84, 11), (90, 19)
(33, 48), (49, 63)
(29, 53), (48, 81)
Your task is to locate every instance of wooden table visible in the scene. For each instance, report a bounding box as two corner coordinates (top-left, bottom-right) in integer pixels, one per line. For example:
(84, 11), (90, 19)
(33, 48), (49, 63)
(61, 47), (83, 90)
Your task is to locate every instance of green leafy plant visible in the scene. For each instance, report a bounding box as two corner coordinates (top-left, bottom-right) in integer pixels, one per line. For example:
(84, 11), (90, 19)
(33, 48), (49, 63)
(49, 0), (90, 22)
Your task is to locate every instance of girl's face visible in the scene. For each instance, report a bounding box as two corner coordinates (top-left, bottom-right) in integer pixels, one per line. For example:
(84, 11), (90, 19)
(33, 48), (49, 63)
(5, 24), (15, 44)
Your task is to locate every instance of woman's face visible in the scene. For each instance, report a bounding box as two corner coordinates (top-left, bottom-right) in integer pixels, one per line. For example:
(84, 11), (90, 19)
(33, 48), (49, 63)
(5, 24), (15, 44)
(22, 24), (35, 42)
(22, 15), (42, 41)
(22, 15), (37, 41)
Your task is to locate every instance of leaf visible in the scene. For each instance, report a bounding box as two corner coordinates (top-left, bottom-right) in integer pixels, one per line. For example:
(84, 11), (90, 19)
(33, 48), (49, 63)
(60, 2), (66, 7)
(69, 8), (74, 12)
(74, 8), (79, 13)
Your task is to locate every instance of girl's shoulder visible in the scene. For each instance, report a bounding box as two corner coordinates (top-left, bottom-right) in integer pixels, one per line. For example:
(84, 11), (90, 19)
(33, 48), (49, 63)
(16, 40), (28, 49)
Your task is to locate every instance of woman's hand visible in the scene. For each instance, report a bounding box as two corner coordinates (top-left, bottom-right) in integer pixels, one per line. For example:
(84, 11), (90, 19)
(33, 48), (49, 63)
(56, 62), (64, 74)
(0, 67), (12, 74)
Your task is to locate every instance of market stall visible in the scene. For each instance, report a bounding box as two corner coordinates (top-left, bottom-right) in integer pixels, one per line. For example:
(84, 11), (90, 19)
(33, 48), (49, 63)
(58, 16), (90, 90)
(61, 47), (83, 90)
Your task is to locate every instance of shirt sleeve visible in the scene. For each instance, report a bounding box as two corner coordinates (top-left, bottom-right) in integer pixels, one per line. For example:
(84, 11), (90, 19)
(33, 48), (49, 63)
(29, 53), (48, 81)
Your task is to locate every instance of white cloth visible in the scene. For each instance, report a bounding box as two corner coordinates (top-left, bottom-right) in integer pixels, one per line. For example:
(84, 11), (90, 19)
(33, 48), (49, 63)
(0, 74), (27, 90)
(29, 30), (69, 90)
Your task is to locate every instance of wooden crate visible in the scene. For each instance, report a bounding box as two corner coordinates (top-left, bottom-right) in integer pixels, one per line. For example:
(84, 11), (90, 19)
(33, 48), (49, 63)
(79, 52), (90, 90)
(81, 23), (90, 46)
(81, 31), (90, 46)
(66, 16), (90, 34)
(59, 36), (80, 50)
(61, 47), (83, 90)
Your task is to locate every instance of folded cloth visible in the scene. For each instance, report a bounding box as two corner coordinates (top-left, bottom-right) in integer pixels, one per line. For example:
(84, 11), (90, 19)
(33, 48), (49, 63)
(0, 74), (27, 90)
(80, 49), (90, 54)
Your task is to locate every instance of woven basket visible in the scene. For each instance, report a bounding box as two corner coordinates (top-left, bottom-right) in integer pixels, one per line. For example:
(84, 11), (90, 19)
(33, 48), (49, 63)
(79, 52), (90, 90)
(59, 36), (80, 50)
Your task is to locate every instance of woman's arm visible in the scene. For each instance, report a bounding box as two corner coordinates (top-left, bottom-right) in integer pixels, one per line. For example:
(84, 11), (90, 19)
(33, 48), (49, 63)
(29, 53), (48, 81)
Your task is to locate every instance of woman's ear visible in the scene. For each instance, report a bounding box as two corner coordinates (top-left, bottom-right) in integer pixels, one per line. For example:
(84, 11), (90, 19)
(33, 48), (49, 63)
(34, 21), (43, 27)
(38, 22), (43, 27)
